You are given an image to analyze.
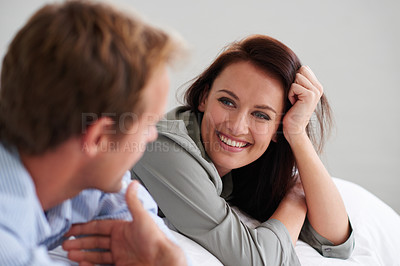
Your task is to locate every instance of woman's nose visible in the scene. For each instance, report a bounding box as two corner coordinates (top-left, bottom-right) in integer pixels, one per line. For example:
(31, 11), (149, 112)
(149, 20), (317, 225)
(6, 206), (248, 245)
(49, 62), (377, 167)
(227, 112), (249, 136)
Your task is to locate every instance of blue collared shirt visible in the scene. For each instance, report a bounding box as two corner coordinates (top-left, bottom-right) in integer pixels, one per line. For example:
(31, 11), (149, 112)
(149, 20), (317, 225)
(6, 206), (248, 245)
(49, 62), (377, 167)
(0, 142), (177, 265)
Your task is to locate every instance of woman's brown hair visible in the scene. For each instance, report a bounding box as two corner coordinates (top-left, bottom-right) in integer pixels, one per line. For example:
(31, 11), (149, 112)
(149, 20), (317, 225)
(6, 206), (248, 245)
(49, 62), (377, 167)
(184, 35), (332, 221)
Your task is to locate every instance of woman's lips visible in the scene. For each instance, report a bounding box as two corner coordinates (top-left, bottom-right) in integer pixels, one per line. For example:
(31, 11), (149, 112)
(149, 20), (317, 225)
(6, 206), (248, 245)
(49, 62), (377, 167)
(216, 131), (251, 152)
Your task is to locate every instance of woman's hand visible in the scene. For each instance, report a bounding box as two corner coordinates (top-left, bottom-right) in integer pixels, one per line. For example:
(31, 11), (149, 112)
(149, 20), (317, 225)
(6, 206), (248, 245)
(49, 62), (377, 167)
(62, 181), (187, 266)
(282, 65), (323, 144)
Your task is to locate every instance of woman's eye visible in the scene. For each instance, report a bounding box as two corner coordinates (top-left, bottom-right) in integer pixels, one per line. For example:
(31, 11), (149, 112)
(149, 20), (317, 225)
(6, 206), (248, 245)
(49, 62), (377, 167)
(253, 111), (271, 121)
(218, 97), (235, 107)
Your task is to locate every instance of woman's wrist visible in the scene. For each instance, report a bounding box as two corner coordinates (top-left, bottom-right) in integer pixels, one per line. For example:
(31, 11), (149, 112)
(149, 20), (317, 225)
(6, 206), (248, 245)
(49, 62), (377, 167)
(284, 130), (310, 148)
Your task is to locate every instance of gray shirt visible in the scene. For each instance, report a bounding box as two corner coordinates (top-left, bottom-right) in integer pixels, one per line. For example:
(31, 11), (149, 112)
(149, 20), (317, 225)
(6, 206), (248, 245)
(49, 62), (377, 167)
(132, 107), (354, 266)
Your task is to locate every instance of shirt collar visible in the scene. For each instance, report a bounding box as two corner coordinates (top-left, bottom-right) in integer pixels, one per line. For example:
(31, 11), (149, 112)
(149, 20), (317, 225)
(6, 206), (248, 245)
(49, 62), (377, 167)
(172, 108), (234, 199)
(174, 108), (212, 163)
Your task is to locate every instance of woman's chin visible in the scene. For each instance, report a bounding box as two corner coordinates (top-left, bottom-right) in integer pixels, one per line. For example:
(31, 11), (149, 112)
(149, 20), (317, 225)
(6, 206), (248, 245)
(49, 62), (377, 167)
(211, 157), (246, 175)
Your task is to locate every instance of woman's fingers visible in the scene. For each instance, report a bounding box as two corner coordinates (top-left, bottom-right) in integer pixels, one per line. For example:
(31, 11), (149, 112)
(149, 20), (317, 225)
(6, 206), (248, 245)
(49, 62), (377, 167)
(284, 65), (324, 140)
(288, 83), (314, 105)
(297, 66), (323, 95)
(289, 66), (323, 107)
(295, 72), (314, 91)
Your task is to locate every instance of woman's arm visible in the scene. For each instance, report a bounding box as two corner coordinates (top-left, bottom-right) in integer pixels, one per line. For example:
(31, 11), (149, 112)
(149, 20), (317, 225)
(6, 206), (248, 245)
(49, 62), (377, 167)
(289, 135), (350, 244)
(270, 180), (307, 246)
(283, 66), (350, 245)
(133, 134), (301, 266)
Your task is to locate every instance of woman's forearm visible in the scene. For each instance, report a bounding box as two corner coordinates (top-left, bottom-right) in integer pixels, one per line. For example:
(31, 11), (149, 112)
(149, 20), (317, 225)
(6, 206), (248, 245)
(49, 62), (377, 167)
(270, 182), (307, 246)
(288, 133), (350, 245)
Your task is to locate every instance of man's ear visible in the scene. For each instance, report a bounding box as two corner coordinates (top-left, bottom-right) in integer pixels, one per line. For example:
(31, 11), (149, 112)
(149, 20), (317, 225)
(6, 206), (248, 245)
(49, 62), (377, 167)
(198, 86), (209, 112)
(81, 117), (115, 157)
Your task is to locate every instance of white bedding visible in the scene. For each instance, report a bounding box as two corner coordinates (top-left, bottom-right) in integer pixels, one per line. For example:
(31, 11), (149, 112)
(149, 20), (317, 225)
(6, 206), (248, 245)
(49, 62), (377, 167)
(50, 178), (400, 265)
(170, 178), (400, 266)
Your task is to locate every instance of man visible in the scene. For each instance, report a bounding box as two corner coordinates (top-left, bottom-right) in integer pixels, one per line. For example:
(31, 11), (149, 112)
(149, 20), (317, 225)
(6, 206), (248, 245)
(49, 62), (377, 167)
(0, 0), (186, 265)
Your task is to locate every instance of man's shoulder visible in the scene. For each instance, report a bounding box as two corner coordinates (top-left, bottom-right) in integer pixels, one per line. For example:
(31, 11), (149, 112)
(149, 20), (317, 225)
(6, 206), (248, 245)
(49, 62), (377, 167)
(0, 144), (46, 243)
(0, 142), (36, 199)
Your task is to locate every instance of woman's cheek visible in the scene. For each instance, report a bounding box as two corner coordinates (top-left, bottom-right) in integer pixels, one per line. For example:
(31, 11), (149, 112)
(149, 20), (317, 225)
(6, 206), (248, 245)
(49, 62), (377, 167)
(252, 122), (271, 136)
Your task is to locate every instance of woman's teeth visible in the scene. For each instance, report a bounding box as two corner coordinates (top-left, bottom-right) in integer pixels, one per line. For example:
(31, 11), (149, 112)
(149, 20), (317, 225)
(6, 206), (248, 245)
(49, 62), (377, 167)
(218, 134), (247, 148)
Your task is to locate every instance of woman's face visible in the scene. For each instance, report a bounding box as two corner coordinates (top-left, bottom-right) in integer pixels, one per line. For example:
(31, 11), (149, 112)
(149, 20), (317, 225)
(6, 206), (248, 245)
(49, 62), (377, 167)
(199, 61), (284, 177)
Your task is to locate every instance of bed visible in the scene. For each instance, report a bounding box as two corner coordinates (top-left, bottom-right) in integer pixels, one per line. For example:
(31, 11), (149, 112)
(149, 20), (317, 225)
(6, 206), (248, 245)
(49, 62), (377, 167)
(169, 178), (400, 265)
(50, 178), (400, 265)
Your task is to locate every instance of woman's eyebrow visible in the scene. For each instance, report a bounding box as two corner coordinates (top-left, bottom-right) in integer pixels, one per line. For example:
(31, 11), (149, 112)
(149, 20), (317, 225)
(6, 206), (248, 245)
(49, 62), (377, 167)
(217, 89), (239, 100)
(217, 89), (277, 114)
(254, 104), (277, 114)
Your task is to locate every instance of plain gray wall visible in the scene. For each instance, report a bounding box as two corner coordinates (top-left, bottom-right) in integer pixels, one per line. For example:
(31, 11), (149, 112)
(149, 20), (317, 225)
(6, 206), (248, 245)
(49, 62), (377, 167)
(1, 0), (399, 214)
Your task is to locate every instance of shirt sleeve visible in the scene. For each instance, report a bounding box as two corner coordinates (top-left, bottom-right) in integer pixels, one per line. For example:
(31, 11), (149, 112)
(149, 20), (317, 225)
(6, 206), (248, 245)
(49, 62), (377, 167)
(90, 172), (133, 221)
(299, 218), (355, 259)
(90, 172), (181, 246)
(0, 230), (66, 266)
(132, 135), (301, 266)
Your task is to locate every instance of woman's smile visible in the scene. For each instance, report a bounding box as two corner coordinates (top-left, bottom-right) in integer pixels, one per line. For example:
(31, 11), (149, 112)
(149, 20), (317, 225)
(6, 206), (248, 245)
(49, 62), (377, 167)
(216, 131), (251, 152)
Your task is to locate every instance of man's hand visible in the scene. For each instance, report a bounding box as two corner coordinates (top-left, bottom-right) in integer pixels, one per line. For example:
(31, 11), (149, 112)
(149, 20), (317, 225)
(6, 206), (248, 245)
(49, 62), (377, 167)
(62, 181), (187, 266)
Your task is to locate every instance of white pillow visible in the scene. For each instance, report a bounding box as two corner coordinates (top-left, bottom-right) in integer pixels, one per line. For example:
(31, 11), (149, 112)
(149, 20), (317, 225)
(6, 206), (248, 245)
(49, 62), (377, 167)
(295, 178), (400, 266)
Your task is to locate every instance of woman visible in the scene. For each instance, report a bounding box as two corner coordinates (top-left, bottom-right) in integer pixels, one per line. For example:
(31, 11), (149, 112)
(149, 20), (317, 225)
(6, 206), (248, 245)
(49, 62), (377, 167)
(132, 35), (354, 265)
